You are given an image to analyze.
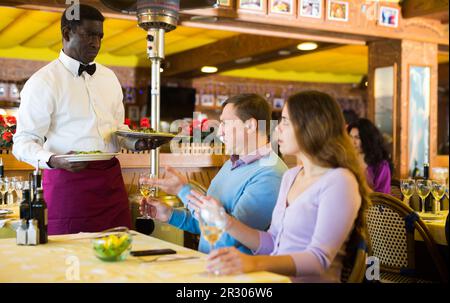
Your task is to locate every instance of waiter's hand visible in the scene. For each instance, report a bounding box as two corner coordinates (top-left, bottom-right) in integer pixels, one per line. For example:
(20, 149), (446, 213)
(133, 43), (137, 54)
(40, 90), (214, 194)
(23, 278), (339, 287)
(134, 139), (149, 151)
(140, 197), (173, 222)
(48, 152), (89, 173)
(146, 166), (188, 195)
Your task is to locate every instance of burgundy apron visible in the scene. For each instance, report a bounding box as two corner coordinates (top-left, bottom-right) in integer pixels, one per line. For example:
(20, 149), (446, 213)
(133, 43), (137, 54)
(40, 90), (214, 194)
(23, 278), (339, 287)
(43, 157), (131, 235)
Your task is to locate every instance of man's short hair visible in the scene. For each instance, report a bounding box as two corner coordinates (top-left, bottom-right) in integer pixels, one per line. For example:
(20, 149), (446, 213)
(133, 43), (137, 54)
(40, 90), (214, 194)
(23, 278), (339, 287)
(223, 94), (272, 135)
(61, 4), (105, 33)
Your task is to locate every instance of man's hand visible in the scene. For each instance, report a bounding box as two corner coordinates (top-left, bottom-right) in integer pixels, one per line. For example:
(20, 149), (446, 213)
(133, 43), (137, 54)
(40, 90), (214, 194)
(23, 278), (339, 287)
(146, 166), (188, 195)
(139, 197), (174, 222)
(48, 152), (88, 173)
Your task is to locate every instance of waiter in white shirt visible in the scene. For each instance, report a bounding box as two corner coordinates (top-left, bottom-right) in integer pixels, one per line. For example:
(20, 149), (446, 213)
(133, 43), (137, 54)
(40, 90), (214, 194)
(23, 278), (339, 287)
(13, 4), (147, 235)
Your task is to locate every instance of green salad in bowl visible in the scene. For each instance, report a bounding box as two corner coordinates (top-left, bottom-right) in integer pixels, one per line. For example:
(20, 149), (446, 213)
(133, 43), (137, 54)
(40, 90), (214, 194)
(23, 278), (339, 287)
(92, 227), (132, 262)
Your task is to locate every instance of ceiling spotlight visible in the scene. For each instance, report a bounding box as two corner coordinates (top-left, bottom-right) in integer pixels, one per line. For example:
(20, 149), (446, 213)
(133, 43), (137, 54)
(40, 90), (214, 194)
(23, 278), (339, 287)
(235, 57), (253, 64)
(297, 42), (318, 51)
(201, 66), (218, 73)
(278, 50), (291, 56)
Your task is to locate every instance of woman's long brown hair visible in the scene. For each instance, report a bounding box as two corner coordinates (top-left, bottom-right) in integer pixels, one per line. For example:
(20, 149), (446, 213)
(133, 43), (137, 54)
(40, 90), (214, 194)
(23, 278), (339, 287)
(286, 91), (370, 260)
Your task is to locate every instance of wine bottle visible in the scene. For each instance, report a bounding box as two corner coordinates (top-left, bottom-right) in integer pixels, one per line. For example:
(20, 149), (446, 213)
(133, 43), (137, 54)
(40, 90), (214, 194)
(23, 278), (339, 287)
(31, 188), (48, 244)
(19, 188), (31, 221)
(0, 157), (4, 178)
(423, 163), (432, 212)
(32, 160), (41, 200)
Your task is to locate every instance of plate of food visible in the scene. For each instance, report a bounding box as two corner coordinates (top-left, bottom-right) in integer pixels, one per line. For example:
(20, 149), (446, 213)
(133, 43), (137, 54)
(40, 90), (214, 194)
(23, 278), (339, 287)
(55, 151), (120, 162)
(115, 129), (177, 140)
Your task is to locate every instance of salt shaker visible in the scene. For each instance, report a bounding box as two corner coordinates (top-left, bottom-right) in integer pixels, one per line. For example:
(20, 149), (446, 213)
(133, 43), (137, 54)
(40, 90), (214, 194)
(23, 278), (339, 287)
(27, 219), (40, 245)
(16, 219), (28, 246)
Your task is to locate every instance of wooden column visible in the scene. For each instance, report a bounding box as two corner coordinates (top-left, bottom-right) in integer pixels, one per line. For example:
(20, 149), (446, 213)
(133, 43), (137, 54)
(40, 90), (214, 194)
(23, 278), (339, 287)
(368, 39), (440, 178)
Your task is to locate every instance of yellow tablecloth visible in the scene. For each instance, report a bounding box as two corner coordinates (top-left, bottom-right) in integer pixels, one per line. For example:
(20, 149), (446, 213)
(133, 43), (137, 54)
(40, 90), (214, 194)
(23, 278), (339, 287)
(415, 211), (448, 246)
(0, 232), (291, 283)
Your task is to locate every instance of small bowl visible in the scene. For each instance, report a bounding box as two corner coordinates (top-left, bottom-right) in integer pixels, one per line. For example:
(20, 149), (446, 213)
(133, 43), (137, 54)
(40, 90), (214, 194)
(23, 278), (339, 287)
(92, 227), (133, 262)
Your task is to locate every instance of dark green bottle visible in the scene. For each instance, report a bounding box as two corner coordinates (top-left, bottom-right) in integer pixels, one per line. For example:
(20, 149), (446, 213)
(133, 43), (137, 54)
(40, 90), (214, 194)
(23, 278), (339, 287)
(19, 188), (31, 221)
(31, 188), (48, 244)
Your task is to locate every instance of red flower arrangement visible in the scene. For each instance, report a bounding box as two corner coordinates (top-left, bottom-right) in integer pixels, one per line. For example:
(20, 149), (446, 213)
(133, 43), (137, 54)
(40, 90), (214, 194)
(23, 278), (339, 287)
(0, 115), (16, 148)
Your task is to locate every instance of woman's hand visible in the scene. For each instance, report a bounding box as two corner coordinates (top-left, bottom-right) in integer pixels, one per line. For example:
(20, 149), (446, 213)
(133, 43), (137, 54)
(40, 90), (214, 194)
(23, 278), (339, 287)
(206, 247), (257, 275)
(186, 190), (229, 223)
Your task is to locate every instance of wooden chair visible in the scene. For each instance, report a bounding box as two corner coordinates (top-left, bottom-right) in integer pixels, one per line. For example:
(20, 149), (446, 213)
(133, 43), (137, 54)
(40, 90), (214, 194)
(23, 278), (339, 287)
(365, 192), (448, 283)
(341, 236), (368, 283)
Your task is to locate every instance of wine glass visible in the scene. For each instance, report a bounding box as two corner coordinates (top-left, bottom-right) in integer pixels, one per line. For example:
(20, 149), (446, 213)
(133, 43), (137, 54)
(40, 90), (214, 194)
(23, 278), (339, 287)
(13, 178), (24, 206)
(431, 180), (446, 214)
(6, 178), (14, 206)
(446, 178), (449, 200)
(198, 204), (227, 276)
(138, 172), (156, 219)
(416, 179), (431, 214)
(400, 179), (415, 206)
(198, 204), (227, 252)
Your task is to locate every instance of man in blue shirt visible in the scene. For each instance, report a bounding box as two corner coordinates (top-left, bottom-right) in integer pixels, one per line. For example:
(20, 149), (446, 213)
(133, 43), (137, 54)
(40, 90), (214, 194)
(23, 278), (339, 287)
(141, 94), (287, 254)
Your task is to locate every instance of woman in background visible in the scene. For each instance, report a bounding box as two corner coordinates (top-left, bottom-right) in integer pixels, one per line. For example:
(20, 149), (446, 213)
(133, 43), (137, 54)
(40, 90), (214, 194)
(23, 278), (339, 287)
(348, 118), (393, 194)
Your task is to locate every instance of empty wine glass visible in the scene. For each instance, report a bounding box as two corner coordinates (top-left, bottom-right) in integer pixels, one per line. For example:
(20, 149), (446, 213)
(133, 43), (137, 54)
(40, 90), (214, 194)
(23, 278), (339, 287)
(138, 172), (156, 220)
(416, 179), (431, 214)
(400, 179), (415, 206)
(431, 180), (446, 214)
(13, 178), (24, 206)
(6, 178), (14, 206)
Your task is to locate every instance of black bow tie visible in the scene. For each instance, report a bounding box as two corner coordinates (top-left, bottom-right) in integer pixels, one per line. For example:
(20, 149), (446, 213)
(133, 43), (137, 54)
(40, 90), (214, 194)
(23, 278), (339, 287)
(78, 63), (96, 76)
(230, 154), (240, 164)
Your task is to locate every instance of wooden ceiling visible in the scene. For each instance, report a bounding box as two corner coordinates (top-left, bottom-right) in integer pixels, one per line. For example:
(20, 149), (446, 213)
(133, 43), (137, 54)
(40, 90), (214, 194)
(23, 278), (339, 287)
(0, 3), (448, 84)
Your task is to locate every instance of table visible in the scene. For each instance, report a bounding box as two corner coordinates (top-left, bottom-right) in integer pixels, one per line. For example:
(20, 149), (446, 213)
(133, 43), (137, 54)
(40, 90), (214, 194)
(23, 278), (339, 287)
(415, 210), (448, 246)
(0, 232), (291, 283)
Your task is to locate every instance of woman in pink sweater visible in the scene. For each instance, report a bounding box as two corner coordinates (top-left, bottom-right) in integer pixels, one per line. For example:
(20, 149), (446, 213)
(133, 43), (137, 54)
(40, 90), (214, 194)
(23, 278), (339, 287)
(188, 91), (370, 282)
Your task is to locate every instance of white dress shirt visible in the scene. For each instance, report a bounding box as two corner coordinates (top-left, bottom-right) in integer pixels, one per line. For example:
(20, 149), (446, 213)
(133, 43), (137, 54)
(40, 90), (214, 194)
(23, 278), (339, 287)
(13, 50), (136, 169)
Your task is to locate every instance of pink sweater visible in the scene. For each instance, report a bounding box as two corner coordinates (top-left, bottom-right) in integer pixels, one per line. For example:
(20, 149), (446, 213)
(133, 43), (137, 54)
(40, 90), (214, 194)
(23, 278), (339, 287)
(253, 167), (361, 283)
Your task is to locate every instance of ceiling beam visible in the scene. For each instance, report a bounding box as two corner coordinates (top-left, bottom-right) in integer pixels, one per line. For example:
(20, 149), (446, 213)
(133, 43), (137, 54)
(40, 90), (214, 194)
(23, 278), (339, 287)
(163, 33), (299, 78)
(401, 0), (449, 20)
(163, 34), (340, 78)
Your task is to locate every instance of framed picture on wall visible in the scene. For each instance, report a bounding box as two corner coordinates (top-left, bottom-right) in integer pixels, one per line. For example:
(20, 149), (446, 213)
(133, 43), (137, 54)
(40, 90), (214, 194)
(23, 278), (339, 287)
(273, 98), (285, 109)
(269, 0), (295, 15)
(300, 0), (322, 19)
(238, 0), (266, 12)
(128, 105), (140, 121)
(218, 0), (232, 7)
(216, 95), (229, 107)
(327, 0), (349, 22)
(200, 94), (215, 107)
(378, 6), (399, 28)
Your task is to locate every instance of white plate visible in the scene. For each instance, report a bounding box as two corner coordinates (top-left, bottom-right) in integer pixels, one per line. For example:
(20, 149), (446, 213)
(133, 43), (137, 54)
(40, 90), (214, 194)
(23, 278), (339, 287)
(54, 153), (119, 162)
(0, 209), (13, 217)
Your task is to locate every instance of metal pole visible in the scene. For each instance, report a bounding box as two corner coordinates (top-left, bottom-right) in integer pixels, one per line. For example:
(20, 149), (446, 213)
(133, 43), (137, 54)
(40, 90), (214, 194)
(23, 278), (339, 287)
(148, 28), (165, 179)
